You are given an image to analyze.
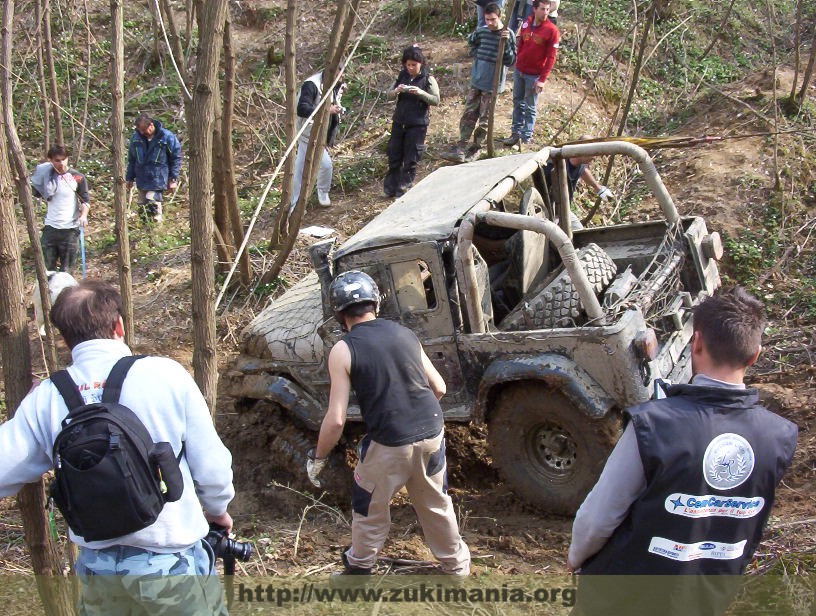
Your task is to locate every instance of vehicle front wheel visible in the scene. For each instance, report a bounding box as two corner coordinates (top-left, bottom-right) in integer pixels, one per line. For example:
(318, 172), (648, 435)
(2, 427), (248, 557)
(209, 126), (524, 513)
(488, 384), (620, 515)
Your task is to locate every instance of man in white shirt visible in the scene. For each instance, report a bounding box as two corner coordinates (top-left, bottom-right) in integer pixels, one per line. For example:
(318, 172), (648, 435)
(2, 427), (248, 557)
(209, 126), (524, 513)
(0, 280), (235, 615)
(30, 145), (90, 272)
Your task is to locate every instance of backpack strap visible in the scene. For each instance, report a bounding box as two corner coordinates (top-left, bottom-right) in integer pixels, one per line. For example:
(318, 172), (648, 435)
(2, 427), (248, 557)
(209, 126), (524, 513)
(50, 370), (86, 412)
(101, 355), (146, 404)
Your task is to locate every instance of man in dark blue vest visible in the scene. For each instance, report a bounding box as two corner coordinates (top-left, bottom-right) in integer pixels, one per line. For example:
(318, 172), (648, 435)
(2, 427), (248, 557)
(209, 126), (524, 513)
(306, 270), (470, 586)
(567, 286), (798, 616)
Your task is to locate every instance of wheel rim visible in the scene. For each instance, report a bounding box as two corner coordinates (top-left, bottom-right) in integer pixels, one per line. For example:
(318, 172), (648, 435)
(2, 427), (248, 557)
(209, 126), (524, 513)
(528, 422), (578, 479)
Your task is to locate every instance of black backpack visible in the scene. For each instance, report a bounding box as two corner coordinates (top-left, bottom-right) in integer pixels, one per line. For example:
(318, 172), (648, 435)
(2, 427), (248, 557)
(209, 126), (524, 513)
(49, 356), (183, 541)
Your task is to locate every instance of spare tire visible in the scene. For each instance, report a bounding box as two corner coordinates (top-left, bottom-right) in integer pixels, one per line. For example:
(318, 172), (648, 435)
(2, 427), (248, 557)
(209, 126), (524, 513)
(500, 243), (617, 330)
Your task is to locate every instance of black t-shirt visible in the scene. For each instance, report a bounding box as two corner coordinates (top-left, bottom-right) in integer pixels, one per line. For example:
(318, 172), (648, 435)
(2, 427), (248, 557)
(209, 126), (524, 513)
(344, 319), (443, 446)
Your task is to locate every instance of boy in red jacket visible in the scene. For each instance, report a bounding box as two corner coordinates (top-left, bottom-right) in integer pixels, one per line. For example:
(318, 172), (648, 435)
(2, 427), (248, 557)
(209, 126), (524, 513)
(503, 0), (560, 146)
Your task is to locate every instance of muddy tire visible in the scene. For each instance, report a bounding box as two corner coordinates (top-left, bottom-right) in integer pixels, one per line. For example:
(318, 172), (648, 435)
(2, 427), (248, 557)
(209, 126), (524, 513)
(488, 384), (619, 515)
(501, 243), (617, 330)
(266, 413), (352, 501)
(224, 400), (352, 505)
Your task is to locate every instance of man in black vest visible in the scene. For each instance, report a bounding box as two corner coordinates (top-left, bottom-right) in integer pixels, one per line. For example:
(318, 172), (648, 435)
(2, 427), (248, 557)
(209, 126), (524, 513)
(307, 270), (471, 585)
(567, 286), (798, 616)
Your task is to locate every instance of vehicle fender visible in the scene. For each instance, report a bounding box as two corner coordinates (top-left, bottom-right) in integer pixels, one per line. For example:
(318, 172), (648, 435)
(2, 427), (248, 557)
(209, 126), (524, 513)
(233, 373), (324, 431)
(476, 355), (616, 422)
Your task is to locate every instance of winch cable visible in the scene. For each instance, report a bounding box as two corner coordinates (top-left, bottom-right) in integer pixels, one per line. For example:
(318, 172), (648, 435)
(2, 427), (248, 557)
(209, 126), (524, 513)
(573, 127), (816, 225)
(559, 126), (816, 151)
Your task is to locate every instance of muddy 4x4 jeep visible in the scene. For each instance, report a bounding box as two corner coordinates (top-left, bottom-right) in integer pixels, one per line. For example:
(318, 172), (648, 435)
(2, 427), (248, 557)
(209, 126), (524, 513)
(228, 141), (723, 515)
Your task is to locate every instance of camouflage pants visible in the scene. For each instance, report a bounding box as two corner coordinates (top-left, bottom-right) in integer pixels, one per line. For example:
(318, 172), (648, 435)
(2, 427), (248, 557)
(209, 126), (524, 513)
(75, 541), (228, 616)
(458, 87), (494, 148)
(137, 189), (164, 222)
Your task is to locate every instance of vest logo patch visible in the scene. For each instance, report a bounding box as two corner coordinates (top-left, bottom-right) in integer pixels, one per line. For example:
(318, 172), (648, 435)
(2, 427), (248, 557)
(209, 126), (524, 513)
(703, 433), (755, 490)
(648, 537), (747, 562)
(664, 493), (765, 518)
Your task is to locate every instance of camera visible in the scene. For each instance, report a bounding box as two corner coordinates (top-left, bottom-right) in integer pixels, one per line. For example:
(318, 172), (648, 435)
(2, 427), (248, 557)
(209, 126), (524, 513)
(204, 523), (253, 563)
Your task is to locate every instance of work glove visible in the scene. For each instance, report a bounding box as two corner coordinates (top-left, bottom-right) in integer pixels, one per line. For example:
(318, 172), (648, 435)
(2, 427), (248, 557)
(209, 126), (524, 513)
(597, 186), (614, 201)
(306, 448), (327, 488)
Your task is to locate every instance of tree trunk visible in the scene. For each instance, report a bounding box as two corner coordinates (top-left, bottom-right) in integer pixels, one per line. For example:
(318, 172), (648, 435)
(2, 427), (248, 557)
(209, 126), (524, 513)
(590, 2), (655, 224)
(211, 78), (231, 272)
(75, 0), (93, 163)
(788, 0), (802, 103)
(42, 0), (64, 145)
(263, 0), (353, 285)
(185, 0), (195, 54)
(110, 0), (134, 345)
(159, 0), (193, 121)
(796, 34), (816, 105)
(221, 10), (251, 285)
(147, 0), (162, 69)
(266, 0), (299, 254)
(189, 0), (228, 412)
(1, 0), (59, 372)
(452, 0), (464, 25)
(486, 0), (516, 158)
(35, 0), (50, 156)
(0, 70), (73, 616)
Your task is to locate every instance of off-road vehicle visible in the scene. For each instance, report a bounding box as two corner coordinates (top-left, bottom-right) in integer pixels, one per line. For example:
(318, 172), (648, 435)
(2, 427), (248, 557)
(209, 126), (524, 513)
(227, 141), (723, 514)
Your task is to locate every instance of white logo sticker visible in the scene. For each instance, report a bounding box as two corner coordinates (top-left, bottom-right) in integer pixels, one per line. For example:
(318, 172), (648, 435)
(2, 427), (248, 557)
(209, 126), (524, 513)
(703, 433), (755, 490)
(648, 537), (746, 562)
(664, 493), (765, 519)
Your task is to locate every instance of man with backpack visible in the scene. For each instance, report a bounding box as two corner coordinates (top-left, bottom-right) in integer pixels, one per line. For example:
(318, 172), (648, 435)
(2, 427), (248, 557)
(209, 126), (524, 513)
(0, 280), (234, 615)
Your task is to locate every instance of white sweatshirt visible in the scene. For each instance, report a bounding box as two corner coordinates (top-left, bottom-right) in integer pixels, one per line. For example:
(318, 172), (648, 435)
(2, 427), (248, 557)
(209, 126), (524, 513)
(0, 339), (234, 552)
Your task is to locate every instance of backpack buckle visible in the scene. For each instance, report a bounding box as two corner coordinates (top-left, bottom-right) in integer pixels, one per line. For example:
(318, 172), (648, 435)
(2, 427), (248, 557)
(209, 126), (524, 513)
(109, 433), (121, 450)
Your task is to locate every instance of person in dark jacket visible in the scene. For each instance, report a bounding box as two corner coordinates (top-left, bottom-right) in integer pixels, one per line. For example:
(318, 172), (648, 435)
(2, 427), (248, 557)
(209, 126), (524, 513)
(307, 271), (471, 587)
(568, 286), (798, 616)
(125, 114), (182, 224)
(290, 70), (346, 209)
(383, 46), (440, 199)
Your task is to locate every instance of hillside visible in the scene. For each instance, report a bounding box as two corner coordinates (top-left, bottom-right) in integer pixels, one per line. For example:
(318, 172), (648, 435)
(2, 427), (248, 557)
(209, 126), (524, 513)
(1, 0), (815, 610)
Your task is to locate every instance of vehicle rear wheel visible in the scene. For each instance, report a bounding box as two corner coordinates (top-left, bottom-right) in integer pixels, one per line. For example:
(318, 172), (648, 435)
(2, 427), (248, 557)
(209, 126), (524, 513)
(488, 384), (620, 515)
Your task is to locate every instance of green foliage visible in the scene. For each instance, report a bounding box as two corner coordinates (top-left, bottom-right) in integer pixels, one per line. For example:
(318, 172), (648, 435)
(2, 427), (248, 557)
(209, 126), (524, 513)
(253, 277), (288, 298)
(336, 156), (387, 193)
(355, 35), (389, 63)
(127, 83), (183, 112)
(575, 0), (630, 33)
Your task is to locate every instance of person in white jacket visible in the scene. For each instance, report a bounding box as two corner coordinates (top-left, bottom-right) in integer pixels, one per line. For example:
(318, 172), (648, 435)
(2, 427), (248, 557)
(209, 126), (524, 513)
(0, 280), (235, 615)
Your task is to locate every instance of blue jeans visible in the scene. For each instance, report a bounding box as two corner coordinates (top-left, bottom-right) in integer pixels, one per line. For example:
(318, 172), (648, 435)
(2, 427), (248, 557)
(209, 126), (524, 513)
(511, 71), (540, 141)
(509, 1), (532, 31)
(75, 541), (227, 615)
(476, 0), (505, 27)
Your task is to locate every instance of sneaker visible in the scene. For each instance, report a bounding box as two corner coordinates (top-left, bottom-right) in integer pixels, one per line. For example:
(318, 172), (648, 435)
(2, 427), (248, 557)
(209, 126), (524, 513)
(502, 134), (520, 146)
(464, 144), (482, 162)
(317, 190), (331, 207)
(442, 146), (466, 163)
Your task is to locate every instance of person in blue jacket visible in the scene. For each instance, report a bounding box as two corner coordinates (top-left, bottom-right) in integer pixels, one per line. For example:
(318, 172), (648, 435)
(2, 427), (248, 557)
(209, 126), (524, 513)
(125, 113), (182, 224)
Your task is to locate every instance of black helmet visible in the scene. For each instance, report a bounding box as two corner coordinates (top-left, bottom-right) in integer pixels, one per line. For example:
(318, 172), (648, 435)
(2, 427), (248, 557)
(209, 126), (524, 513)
(329, 270), (380, 313)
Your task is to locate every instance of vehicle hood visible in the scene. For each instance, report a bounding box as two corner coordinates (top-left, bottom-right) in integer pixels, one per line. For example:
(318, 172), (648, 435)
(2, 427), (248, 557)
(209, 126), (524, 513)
(241, 272), (326, 364)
